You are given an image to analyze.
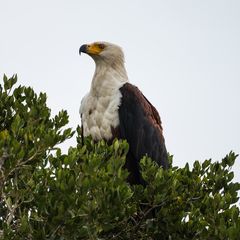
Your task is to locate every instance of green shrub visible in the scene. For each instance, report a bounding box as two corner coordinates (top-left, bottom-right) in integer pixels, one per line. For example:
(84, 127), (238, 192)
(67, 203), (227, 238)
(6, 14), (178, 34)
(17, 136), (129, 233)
(0, 75), (239, 239)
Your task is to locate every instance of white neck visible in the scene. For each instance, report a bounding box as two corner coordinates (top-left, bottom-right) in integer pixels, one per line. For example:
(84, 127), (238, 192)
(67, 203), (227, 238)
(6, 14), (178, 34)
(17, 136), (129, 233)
(90, 59), (129, 97)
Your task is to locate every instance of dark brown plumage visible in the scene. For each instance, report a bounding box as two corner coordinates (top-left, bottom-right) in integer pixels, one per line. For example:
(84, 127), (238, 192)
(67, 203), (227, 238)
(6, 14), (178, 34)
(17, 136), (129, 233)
(118, 83), (168, 184)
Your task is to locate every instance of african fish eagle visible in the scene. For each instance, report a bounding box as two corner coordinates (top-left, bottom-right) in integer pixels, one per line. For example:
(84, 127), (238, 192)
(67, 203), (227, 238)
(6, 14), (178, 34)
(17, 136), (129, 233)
(79, 41), (168, 185)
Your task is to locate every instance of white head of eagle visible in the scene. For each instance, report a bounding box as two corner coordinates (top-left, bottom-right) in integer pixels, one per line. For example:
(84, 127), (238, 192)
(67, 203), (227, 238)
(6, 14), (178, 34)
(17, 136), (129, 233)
(79, 41), (168, 185)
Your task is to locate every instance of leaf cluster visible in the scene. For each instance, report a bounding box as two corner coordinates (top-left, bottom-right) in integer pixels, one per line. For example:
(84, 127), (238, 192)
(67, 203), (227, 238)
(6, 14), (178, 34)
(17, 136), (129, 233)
(0, 75), (239, 239)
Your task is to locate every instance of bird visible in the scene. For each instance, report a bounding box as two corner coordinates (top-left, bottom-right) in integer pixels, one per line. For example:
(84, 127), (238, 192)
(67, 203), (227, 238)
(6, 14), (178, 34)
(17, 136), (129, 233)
(79, 41), (168, 185)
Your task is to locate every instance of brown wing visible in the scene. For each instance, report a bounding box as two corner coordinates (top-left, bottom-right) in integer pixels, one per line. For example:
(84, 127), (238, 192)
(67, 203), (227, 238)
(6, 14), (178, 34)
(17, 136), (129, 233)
(118, 83), (168, 184)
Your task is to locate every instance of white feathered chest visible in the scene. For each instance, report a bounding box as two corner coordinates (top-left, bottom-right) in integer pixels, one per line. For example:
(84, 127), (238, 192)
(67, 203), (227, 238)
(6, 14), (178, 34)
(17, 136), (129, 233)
(80, 88), (122, 140)
(80, 65), (128, 141)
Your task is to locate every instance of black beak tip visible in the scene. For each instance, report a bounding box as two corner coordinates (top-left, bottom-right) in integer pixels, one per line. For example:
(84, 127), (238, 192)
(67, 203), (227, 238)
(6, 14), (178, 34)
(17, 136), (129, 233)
(79, 44), (87, 55)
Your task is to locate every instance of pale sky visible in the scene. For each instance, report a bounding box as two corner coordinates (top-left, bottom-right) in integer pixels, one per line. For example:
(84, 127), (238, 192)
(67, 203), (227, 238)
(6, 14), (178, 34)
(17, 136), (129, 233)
(1, 1), (240, 182)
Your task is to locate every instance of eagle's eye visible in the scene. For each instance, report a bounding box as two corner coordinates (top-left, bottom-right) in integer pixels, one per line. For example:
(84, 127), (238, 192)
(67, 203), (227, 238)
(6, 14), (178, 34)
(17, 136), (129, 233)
(98, 43), (105, 50)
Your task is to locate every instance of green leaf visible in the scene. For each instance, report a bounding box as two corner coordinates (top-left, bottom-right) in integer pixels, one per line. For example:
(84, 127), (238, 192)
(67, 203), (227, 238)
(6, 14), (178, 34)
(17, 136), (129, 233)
(228, 226), (239, 239)
(3, 74), (17, 91)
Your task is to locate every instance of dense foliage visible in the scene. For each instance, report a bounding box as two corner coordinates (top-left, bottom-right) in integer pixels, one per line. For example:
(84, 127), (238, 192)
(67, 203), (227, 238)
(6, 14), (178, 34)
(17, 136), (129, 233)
(0, 75), (240, 239)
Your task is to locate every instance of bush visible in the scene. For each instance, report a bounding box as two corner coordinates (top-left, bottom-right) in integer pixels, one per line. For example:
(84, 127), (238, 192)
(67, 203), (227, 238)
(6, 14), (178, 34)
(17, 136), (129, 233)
(0, 75), (239, 239)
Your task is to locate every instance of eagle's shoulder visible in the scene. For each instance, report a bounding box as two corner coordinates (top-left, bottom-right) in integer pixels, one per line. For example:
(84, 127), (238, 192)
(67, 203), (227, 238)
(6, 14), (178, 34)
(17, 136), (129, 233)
(119, 82), (163, 132)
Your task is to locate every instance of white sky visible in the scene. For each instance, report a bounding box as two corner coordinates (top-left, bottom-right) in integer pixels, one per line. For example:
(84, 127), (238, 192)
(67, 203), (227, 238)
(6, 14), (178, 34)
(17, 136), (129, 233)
(1, 1), (240, 182)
